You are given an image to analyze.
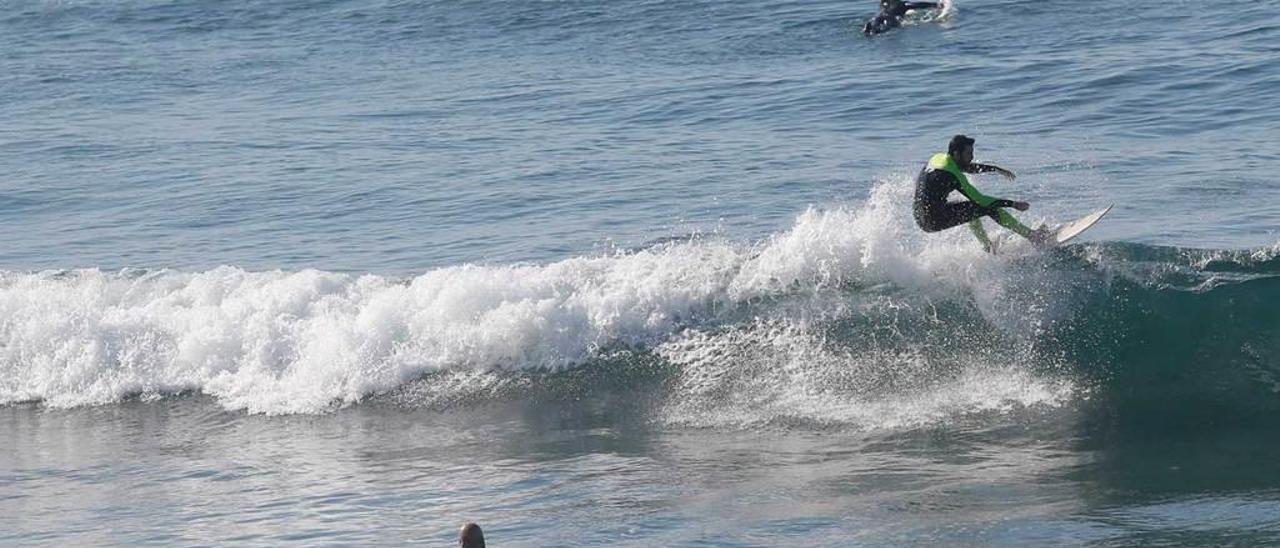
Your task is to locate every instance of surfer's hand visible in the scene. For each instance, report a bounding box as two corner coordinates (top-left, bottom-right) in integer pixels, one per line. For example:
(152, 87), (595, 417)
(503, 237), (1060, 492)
(997, 167), (1017, 181)
(1011, 201), (1030, 211)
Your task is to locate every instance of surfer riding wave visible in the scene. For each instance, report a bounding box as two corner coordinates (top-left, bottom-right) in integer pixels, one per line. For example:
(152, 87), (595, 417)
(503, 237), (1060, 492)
(913, 135), (1051, 252)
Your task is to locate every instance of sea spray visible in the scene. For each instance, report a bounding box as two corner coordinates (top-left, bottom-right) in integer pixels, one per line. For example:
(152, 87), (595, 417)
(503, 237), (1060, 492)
(1, 184), (1274, 422)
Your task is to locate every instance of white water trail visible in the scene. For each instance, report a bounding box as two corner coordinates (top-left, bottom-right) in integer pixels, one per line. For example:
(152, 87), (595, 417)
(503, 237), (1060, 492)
(0, 181), (1068, 415)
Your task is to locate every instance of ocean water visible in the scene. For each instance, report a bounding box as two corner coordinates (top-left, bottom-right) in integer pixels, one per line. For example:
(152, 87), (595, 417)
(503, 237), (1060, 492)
(2, 0), (1279, 545)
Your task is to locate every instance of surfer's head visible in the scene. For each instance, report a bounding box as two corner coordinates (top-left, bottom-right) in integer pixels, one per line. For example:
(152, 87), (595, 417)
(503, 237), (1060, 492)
(949, 134), (976, 167)
(460, 522), (485, 548)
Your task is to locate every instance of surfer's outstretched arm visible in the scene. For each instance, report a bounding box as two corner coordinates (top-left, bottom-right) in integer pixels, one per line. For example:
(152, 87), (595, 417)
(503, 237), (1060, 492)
(965, 162), (1017, 181)
(955, 180), (1033, 237)
(901, 2), (940, 10)
(956, 181), (1022, 211)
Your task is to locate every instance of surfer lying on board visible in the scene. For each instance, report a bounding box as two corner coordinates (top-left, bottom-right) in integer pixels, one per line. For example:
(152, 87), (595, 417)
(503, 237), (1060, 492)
(863, 0), (941, 36)
(913, 135), (1051, 252)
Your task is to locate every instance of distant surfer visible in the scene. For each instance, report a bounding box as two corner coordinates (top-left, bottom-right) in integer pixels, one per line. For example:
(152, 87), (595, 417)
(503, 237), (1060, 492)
(914, 135), (1050, 252)
(459, 522), (485, 548)
(863, 0), (942, 36)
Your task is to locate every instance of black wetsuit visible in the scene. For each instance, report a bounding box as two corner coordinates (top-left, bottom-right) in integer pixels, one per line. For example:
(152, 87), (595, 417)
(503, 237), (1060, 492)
(913, 162), (1018, 232)
(863, 0), (941, 36)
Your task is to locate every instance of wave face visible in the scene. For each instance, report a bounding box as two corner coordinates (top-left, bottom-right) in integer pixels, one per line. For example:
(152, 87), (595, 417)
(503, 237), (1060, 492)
(2, 184), (1277, 423)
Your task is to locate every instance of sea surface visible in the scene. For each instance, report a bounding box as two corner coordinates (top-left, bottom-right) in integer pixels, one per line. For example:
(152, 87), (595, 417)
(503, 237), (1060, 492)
(2, 0), (1279, 545)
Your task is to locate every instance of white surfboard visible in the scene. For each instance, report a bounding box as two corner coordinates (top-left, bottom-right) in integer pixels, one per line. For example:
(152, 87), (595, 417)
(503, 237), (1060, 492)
(1050, 204), (1112, 246)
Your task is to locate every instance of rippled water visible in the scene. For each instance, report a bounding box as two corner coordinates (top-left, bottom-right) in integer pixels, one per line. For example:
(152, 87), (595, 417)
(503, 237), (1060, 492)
(2, 0), (1279, 545)
(9, 396), (1280, 546)
(3, 0), (1277, 273)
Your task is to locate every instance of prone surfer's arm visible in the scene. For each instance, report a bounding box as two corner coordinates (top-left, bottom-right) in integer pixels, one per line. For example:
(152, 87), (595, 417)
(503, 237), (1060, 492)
(902, 2), (940, 9)
(966, 162), (1017, 181)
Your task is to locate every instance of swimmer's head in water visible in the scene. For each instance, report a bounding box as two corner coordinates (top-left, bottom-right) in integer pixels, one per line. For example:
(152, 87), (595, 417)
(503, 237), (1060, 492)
(949, 134), (976, 167)
(459, 523), (485, 548)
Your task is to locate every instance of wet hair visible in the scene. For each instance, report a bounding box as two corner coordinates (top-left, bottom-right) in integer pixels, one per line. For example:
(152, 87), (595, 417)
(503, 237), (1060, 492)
(460, 523), (485, 548)
(948, 134), (975, 157)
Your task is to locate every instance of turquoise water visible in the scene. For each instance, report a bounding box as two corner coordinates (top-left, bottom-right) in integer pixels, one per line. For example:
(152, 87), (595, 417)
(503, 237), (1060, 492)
(2, 0), (1279, 545)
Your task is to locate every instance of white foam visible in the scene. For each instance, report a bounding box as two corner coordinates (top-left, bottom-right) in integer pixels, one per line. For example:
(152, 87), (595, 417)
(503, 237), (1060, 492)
(658, 317), (1073, 430)
(939, 0), (956, 19)
(905, 0), (956, 25)
(0, 180), (1066, 414)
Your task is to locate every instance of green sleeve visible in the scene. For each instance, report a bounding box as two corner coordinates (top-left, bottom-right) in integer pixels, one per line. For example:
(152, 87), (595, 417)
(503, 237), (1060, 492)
(956, 177), (996, 208)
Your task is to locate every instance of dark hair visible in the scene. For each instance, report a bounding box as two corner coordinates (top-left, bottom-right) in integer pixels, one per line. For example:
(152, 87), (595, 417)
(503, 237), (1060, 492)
(948, 134), (975, 157)
(460, 523), (485, 548)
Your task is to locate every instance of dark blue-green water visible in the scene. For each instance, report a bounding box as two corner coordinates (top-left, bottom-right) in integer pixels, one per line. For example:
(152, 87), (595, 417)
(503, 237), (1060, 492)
(2, 0), (1279, 545)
